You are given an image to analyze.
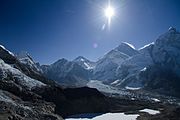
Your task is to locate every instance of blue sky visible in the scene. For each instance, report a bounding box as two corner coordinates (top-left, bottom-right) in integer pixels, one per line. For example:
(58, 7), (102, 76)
(0, 0), (180, 64)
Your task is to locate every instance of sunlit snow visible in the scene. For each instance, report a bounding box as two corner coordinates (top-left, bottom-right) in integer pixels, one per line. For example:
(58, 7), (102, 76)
(151, 98), (160, 102)
(0, 45), (14, 56)
(122, 42), (136, 49)
(0, 59), (45, 90)
(139, 42), (154, 50)
(140, 109), (160, 115)
(125, 86), (141, 90)
(66, 113), (139, 120)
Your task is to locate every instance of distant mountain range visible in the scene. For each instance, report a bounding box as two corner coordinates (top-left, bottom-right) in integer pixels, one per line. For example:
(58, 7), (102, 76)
(0, 42), (110, 119)
(38, 27), (180, 97)
(0, 27), (180, 120)
(0, 27), (180, 97)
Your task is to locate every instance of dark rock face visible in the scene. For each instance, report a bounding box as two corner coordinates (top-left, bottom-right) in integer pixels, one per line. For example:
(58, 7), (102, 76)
(0, 46), (16, 64)
(0, 90), (63, 120)
(139, 65), (180, 98)
(33, 86), (110, 118)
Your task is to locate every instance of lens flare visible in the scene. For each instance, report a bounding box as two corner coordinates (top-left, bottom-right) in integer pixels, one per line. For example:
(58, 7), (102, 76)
(104, 5), (115, 26)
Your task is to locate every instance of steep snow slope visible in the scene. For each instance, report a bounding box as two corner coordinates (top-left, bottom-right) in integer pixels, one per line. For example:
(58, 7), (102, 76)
(0, 45), (50, 85)
(114, 27), (180, 97)
(115, 43), (154, 87)
(151, 27), (180, 76)
(114, 42), (139, 56)
(16, 51), (42, 73)
(92, 42), (138, 81)
(41, 58), (90, 87)
(0, 58), (45, 90)
(73, 56), (95, 70)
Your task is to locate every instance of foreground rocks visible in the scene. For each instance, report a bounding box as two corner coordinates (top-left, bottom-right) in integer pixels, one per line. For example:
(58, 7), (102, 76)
(0, 90), (63, 120)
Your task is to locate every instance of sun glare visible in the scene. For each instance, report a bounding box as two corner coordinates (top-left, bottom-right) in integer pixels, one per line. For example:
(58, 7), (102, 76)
(104, 5), (115, 26)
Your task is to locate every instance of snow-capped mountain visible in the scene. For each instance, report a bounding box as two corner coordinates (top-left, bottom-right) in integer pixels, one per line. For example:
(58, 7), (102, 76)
(92, 42), (136, 80)
(73, 56), (95, 70)
(0, 58), (45, 90)
(151, 27), (180, 75)
(1, 27), (179, 98)
(115, 43), (154, 87)
(0, 45), (47, 90)
(114, 42), (139, 56)
(111, 27), (180, 97)
(0, 44), (109, 120)
(39, 42), (139, 86)
(0, 45), (53, 85)
(41, 58), (90, 87)
(16, 51), (42, 73)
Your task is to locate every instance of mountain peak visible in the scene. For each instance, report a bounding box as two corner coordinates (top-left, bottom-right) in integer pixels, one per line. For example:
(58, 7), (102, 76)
(120, 42), (136, 49)
(16, 51), (33, 60)
(55, 58), (68, 64)
(74, 56), (87, 62)
(156, 27), (180, 46)
(168, 27), (177, 33)
(73, 56), (95, 70)
(114, 42), (138, 56)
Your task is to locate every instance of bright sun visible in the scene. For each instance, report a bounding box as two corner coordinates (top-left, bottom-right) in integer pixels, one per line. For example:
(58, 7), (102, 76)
(104, 5), (115, 25)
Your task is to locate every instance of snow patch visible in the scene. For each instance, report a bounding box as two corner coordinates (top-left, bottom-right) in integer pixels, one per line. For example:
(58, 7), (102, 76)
(80, 58), (85, 62)
(84, 62), (93, 69)
(66, 113), (139, 120)
(122, 42), (136, 49)
(140, 109), (160, 115)
(151, 98), (160, 102)
(87, 80), (120, 94)
(111, 80), (120, 85)
(87, 80), (131, 96)
(125, 86), (141, 90)
(139, 42), (154, 50)
(140, 67), (147, 72)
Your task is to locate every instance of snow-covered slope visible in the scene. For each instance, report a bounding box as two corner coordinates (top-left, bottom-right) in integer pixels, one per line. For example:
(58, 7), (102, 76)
(0, 45), (49, 85)
(73, 56), (95, 70)
(115, 43), (154, 87)
(92, 42), (135, 80)
(93, 50), (129, 80)
(114, 42), (139, 56)
(113, 27), (180, 97)
(87, 80), (120, 94)
(41, 58), (90, 87)
(0, 58), (45, 90)
(151, 27), (180, 75)
(16, 51), (42, 73)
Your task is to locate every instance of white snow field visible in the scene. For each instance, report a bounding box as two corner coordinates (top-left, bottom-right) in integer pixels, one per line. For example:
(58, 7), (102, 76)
(140, 109), (160, 115)
(66, 108), (160, 120)
(66, 113), (139, 120)
(0, 59), (46, 90)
